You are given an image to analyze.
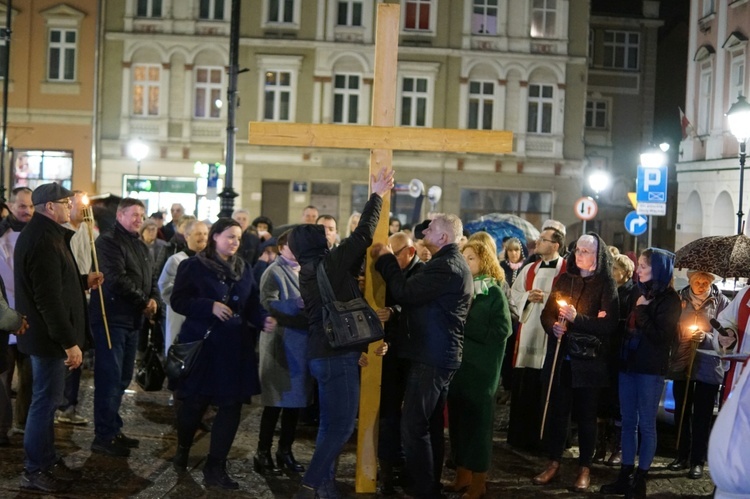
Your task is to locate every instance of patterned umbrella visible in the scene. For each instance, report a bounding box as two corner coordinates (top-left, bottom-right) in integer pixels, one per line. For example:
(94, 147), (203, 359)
(466, 213), (540, 245)
(674, 234), (750, 278)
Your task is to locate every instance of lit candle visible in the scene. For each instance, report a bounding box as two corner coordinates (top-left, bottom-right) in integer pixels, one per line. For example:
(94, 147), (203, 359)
(557, 300), (568, 327)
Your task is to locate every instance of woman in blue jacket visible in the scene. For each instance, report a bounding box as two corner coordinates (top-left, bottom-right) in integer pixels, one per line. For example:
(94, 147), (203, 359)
(169, 218), (274, 489)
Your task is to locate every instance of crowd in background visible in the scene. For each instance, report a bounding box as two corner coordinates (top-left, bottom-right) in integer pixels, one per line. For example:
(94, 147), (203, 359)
(0, 178), (748, 498)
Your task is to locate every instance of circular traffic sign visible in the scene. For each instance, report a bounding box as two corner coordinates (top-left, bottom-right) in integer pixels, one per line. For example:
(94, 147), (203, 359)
(574, 197), (598, 221)
(624, 210), (648, 236)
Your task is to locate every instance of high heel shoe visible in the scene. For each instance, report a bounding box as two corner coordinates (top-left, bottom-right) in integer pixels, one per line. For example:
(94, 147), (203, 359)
(276, 448), (305, 473)
(253, 450), (282, 475)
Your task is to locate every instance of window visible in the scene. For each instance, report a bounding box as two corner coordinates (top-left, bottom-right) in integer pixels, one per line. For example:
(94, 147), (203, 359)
(48, 29), (76, 81)
(460, 188), (552, 227)
(400, 77), (429, 127)
(404, 0), (432, 31)
(530, 0), (556, 38)
(195, 67), (223, 119)
(333, 74), (360, 124)
(137, 0), (162, 17)
(730, 56), (745, 105)
(698, 68), (712, 135)
(264, 71), (292, 121)
(132, 64), (161, 116)
(585, 100), (607, 129)
(603, 31), (639, 70)
(199, 0), (225, 20)
(472, 0), (498, 35)
(702, 0), (714, 17)
(468, 80), (494, 130)
(337, 0), (363, 27)
(12, 149), (73, 190)
(268, 0), (295, 23)
(527, 84), (553, 134)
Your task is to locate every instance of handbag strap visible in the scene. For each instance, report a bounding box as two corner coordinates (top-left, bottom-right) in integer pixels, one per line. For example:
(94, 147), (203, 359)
(198, 281), (236, 341)
(316, 260), (337, 305)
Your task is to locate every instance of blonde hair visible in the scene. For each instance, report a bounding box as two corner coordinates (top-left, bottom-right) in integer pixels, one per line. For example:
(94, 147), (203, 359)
(463, 239), (504, 283)
(468, 231), (498, 256)
(612, 254), (634, 280)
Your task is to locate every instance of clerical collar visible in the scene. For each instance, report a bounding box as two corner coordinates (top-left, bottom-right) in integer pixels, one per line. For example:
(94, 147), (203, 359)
(539, 258), (559, 269)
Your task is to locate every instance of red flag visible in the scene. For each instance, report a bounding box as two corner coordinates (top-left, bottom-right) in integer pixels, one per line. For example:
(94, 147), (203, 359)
(679, 106), (695, 140)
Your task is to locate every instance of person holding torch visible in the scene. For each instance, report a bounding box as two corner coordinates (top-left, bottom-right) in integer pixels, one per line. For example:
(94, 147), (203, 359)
(532, 234), (617, 492)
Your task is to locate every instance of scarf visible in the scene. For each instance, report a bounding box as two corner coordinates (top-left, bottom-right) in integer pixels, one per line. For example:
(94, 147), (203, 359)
(197, 252), (245, 282)
(279, 254), (300, 271)
(472, 275), (495, 298)
(689, 288), (710, 311)
(509, 260), (524, 270)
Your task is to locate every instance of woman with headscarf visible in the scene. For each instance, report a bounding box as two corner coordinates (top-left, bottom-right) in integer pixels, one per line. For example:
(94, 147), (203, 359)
(666, 270), (729, 479)
(600, 248), (681, 498)
(446, 239), (511, 498)
(532, 233), (618, 492)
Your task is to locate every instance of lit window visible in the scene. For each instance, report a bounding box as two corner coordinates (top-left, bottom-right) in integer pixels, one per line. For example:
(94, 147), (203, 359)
(12, 149), (73, 190)
(527, 84), (553, 134)
(730, 56), (745, 106)
(48, 29), (76, 81)
(132, 64), (161, 116)
(468, 80), (494, 130)
(333, 74), (360, 124)
(460, 188), (552, 226)
(530, 0), (556, 38)
(195, 67), (223, 119)
(264, 71), (292, 121)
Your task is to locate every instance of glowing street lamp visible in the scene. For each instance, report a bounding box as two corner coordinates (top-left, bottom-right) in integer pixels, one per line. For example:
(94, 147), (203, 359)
(727, 95), (750, 234)
(127, 139), (149, 183)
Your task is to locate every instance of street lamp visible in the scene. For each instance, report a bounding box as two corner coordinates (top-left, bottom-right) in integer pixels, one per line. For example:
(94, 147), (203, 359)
(127, 139), (149, 186)
(727, 95), (750, 234)
(588, 169), (611, 199)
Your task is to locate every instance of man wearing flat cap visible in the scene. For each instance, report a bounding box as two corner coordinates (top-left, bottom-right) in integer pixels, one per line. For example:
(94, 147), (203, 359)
(14, 182), (104, 492)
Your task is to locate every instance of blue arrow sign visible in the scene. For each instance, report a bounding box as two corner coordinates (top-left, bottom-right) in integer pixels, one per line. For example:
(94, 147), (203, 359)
(624, 210), (648, 236)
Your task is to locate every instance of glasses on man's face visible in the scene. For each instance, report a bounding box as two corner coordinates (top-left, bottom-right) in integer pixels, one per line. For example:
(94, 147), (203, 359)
(51, 199), (72, 208)
(393, 246), (409, 256)
(537, 237), (555, 244)
(575, 248), (595, 256)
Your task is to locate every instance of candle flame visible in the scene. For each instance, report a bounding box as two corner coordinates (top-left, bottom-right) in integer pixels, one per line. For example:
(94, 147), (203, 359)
(688, 324), (699, 331)
(557, 300), (567, 307)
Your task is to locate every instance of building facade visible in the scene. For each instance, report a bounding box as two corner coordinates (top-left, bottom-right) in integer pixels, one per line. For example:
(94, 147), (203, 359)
(0, 0), (99, 196)
(97, 0), (589, 231)
(676, 0), (750, 249)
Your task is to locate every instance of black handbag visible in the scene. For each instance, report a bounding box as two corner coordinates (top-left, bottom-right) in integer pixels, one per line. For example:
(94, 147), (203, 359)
(317, 262), (384, 349)
(136, 326), (166, 391)
(568, 333), (602, 359)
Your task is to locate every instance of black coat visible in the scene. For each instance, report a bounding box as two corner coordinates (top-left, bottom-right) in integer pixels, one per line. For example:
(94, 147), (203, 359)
(375, 243), (473, 370)
(289, 193), (382, 360)
(0, 277), (23, 372)
(541, 233), (618, 388)
(90, 221), (159, 329)
(383, 255), (424, 354)
(15, 213), (90, 358)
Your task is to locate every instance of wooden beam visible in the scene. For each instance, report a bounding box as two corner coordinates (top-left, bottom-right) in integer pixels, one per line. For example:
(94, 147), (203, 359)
(249, 122), (514, 155)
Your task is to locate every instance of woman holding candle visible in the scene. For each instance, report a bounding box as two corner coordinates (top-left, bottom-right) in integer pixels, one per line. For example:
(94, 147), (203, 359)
(601, 248), (681, 498)
(666, 270), (728, 479)
(533, 233), (618, 492)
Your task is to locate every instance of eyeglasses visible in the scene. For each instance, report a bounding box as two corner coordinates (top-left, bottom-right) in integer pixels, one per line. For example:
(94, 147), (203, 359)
(537, 237), (555, 244)
(393, 246), (409, 256)
(575, 248), (595, 256)
(50, 199), (72, 207)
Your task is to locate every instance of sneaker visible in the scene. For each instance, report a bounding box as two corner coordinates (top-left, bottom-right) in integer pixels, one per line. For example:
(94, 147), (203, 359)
(50, 459), (83, 481)
(91, 438), (131, 457)
(115, 432), (140, 448)
(57, 407), (89, 425)
(20, 469), (72, 492)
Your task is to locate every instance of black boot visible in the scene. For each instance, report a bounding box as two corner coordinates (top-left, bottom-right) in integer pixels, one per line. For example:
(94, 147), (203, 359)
(599, 464), (634, 495)
(276, 447), (305, 473)
(626, 468), (647, 499)
(253, 449), (282, 475)
(203, 455), (239, 490)
(379, 460), (396, 496)
(172, 445), (190, 473)
(593, 420), (609, 464)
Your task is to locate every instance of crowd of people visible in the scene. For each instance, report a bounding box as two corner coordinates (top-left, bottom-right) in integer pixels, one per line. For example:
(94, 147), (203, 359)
(0, 176), (749, 498)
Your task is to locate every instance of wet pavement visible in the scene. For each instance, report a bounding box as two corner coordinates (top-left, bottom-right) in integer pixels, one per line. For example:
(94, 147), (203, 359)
(0, 372), (717, 498)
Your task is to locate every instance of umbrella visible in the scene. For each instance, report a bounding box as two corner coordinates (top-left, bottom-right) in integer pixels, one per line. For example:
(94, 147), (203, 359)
(674, 234), (750, 278)
(465, 213), (540, 246)
(272, 223), (300, 237)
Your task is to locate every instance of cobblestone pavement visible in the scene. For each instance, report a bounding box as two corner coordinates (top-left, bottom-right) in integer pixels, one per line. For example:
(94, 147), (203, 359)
(0, 372), (717, 498)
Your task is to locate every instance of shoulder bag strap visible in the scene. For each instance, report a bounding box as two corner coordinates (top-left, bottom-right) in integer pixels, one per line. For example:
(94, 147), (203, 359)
(202, 281), (236, 340)
(316, 260), (337, 305)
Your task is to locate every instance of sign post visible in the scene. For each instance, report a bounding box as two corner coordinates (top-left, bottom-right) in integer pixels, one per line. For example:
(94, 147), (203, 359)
(574, 196), (598, 234)
(636, 163), (668, 248)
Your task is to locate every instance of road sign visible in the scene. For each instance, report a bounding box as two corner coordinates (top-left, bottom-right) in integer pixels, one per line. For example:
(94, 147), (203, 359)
(625, 210), (648, 236)
(574, 196), (598, 221)
(636, 163), (667, 216)
(636, 202), (666, 216)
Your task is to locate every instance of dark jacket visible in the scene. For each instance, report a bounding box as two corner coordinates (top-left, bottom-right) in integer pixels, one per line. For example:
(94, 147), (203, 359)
(375, 242), (473, 370)
(90, 221), (159, 329)
(15, 213), (90, 358)
(0, 276), (23, 372)
(383, 255), (424, 353)
(621, 249), (681, 375)
(171, 254), (267, 404)
(541, 233), (618, 388)
(289, 193), (383, 360)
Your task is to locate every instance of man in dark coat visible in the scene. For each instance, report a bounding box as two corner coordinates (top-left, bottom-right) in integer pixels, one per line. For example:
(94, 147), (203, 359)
(90, 198), (159, 457)
(372, 214), (473, 499)
(15, 183), (103, 493)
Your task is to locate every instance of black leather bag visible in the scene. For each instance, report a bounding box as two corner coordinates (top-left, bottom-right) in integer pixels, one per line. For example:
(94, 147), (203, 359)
(317, 262), (384, 349)
(136, 335), (165, 391)
(165, 335), (206, 381)
(568, 333), (602, 359)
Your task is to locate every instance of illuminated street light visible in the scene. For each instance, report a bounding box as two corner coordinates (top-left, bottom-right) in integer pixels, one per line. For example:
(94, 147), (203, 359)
(588, 170), (611, 199)
(727, 95), (750, 234)
(128, 139), (149, 184)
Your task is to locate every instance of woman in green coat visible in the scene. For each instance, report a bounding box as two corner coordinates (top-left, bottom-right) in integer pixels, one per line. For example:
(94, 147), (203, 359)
(446, 238), (512, 498)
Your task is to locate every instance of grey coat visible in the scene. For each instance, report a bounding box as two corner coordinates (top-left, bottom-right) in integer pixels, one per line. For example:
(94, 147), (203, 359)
(258, 257), (313, 408)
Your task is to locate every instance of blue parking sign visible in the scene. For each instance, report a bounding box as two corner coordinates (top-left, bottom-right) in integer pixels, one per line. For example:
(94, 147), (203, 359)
(636, 164), (668, 204)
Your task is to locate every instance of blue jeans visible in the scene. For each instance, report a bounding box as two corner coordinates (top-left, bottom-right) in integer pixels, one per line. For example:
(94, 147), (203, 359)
(93, 323), (139, 441)
(302, 352), (360, 490)
(619, 372), (663, 470)
(401, 361), (454, 498)
(24, 356), (66, 473)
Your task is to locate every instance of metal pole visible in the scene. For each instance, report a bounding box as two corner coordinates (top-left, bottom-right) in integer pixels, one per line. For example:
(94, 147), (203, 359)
(647, 216), (653, 248)
(0, 0), (12, 202)
(218, 0), (240, 218)
(738, 140), (746, 235)
(582, 219), (587, 235)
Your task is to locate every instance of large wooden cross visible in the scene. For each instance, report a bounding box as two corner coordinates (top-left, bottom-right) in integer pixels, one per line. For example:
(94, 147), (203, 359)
(249, 4), (512, 492)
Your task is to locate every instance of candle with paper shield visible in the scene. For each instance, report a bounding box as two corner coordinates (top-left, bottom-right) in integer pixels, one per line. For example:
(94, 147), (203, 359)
(541, 299), (568, 440)
(557, 299), (568, 327)
(676, 324), (701, 450)
(82, 196), (112, 349)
